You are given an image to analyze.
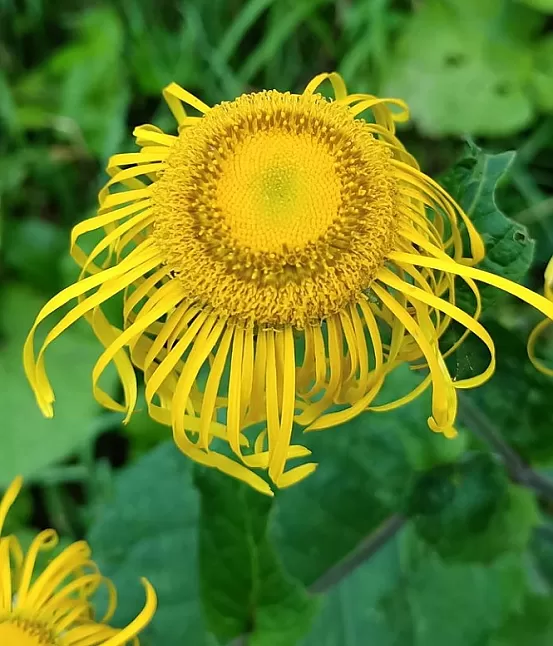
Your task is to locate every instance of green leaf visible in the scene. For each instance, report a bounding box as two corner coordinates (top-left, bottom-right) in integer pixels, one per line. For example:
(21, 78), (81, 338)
(465, 321), (553, 464)
(517, 0), (553, 12)
(531, 525), (553, 589)
(439, 142), (535, 382)
(125, 386), (170, 459)
(384, 0), (540, 135)
(195, 467), (318, 645)
(393, 534), (528, 646)
(299, 535), (408, 646)
(410, 452), (539, 562)
(531, 36), (553, 111)
(0, 284), (109, 487)
(487, 343), (553, 459)
(441, 141), (534, 310)
(301, 527), (528, 646)
(3, 217), (66, 291)
(88, 442), (212, 646)
(489, 594), (553, 646)
(272, 366), (466, 587)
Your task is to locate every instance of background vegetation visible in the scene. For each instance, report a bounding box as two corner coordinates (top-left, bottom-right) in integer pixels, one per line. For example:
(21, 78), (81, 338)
(2, 0), (553, 644)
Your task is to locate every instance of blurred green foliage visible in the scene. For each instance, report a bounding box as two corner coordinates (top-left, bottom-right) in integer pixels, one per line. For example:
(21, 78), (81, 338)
(2, 0), (553, 644)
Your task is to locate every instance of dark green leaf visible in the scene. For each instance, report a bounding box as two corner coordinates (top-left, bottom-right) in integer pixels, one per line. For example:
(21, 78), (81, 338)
(88, 442), (212, 646)
(301, 527), (528, 646)
(530, 524), (553, 589)
(394, 534), (528, 646)
(410, 452), (538, 562)
(299, 534), (408, 646)
(195, 467), (317, 645)
(465, 321), (553, 464)
(489, 594), (553, 646)
(272, 366), (466, 587)
(440, 142), (535, 382)
(441, 141), (534, 312)
(3, 217), (66, 291)
(125, 386), (171, 459)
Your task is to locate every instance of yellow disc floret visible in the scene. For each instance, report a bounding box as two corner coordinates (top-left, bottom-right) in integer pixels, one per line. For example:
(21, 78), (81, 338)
(0, 618), (57, 646)
(152, 91), (397, 327)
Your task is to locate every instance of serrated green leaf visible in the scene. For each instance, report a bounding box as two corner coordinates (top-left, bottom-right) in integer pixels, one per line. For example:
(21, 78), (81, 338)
(439, 142), (535, 382)
(0, 284), (109, 486)
(272, 366), (466, 587)
(383, 0), (540, 135)
(87, 442), (212, 646)
(441, 141), (534, 311)
(195, 467), (317, 645)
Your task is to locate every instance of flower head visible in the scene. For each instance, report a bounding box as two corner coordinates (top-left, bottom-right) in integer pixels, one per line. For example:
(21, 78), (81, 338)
(24, 73), (553, 494)
(0, 477), (156, 645)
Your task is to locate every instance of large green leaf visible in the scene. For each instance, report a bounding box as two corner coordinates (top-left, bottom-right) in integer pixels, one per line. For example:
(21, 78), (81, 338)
(489, 594), (553, 646)
(87, 442), (212, 646)
(301, 527), (528, 646)
(463, 321), (553, 464)
(299, 534), (407, 646)
(383, 0), (542, 135)
(195, 468), (317, 646)
(392, 533), (528, 646)
(272, 366), (466, 587)
(0, 284), (108, 486)
(409, 453), (539, 562)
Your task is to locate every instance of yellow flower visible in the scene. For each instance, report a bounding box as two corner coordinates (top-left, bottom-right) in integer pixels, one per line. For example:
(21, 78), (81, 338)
(0, 477), (156, 645)
(24, 72), (553, 495)
(529, 256), (553, 376)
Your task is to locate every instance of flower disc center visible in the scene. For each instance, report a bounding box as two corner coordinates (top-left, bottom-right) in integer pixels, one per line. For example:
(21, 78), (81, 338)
(152, 90), (399, 327)
(0, 619), (57, 646)
(217, 132), (341, 252)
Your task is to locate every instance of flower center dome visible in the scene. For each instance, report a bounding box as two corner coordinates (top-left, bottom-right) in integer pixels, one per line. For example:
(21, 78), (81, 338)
(152, 90), (399, 327)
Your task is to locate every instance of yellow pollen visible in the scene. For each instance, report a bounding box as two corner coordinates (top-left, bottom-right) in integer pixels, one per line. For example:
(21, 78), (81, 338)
(152, 90), (399, 327)
(217, 132), (341, 252)
(0, 618), (57, 646)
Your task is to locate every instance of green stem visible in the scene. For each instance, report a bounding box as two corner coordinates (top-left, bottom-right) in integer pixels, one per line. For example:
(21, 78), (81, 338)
(310, 514), (405, 594)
